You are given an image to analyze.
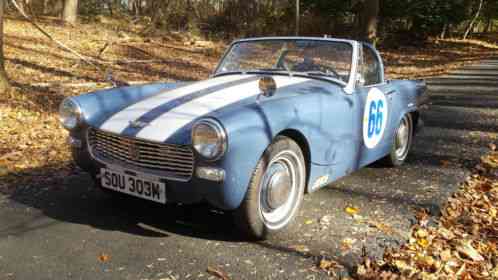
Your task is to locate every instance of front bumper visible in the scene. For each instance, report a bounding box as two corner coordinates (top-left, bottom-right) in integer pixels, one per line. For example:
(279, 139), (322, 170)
(69, 132), (235, 210)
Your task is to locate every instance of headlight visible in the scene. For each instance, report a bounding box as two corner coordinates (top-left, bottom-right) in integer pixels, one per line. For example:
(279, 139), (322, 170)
(192, 118), (227, 161)
(59, 97), (82, 130)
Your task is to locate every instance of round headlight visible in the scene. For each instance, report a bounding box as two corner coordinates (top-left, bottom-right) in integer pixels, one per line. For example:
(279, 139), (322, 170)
(59, 97), (82, 130)
(192, 119), (227, 161)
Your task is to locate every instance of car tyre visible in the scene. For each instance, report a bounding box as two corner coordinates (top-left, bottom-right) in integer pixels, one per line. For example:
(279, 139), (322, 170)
(384, 113), (413, 166)
(234, 136), (306, 240)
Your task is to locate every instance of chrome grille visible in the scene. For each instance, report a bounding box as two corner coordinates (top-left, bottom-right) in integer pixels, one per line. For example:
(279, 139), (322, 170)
(87, 128), (194, 181)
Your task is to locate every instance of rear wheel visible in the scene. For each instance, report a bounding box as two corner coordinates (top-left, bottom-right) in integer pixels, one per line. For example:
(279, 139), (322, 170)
(384, 113), (413, 166)
(234, 136), (306, 240)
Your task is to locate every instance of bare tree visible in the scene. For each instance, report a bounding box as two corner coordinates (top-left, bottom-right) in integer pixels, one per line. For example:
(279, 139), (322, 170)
(463, 0), (484, 39)
(62, 0), (78, 24)
(0, 0), (9, 94)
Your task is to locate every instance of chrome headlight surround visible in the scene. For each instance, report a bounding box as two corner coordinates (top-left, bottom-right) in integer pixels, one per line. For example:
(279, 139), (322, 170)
(59, 97), (83, 130)
(192, 118), (227, 161)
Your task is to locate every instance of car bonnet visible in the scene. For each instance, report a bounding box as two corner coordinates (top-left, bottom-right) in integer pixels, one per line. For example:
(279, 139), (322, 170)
(97, 74), (309, 143)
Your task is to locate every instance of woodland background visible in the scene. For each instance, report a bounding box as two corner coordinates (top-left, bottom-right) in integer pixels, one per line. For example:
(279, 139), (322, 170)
(0, 0), (497, 93)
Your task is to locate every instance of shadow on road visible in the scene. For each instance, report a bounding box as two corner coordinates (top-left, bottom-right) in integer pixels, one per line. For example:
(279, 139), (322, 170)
(0, 173), (244, 241)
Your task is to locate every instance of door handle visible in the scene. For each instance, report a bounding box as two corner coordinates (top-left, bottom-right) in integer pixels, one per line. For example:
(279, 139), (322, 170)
(386, 90), (396, 100)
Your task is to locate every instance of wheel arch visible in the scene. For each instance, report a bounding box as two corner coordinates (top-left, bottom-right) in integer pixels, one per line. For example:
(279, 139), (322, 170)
(277, 129), (311, 191)
(410, 110), (420, 135)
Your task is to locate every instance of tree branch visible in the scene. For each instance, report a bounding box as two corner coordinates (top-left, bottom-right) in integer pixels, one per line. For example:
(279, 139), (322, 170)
(10, 0), (101, 69)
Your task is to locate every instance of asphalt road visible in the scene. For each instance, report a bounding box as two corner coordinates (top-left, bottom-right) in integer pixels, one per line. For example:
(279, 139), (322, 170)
(1, 60), (498, 280)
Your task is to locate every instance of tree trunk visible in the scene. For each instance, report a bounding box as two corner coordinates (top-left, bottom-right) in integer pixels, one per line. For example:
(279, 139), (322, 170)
(484, 17), (492, 33)
(0, 0), (10, 95)
(106, 0), (113, 16)
(463, 0), (484, 40)
(360, 0), (379, 44)
(295, 0), (300, 36)
(440, 23), (448, 39)
(43, 0), (63, 16)
(62, 0), (78, 24)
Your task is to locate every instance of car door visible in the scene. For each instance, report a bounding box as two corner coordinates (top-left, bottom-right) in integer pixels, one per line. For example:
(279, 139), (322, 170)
(355, 44), (397, 167)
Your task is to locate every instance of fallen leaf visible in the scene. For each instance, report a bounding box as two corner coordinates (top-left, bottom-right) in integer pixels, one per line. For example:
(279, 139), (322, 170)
(415, 208), (431, 227)
(304, 219), (313, 225)
(98, 253), (110, 262)
(456, 240), (484, 262)
(318, 258), (337, 270)
(207, 266), (230, 280)
(394, 260), (415, 274)
(437, 227), (455, 240)
(415, 228), (429, 239)
(416, 254), (435, 269)
(440, 249), (452, 262)
(489, 143), (497, 151)
(341, 238), (356, 251)
(289, 244), (310, 253)
(319, 215), (331, 225)
(491, 265), (498, 278)
(417, 238), (429, 248)
(490, 207), (497, 218)
(345, 206), (359, 215)
(440, 160), (451, 167)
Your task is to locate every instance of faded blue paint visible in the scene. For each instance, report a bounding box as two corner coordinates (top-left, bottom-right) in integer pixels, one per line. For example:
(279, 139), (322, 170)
(68, 40), (427, 210)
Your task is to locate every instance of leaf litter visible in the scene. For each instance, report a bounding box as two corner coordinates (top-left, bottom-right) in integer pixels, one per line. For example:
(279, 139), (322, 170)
(354, 150), (498, 279)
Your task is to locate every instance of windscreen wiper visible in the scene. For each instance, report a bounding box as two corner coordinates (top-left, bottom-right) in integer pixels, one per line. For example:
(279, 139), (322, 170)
(301, 71), (346, 85)
(247, 68), (293, 77)
(305, 71), (335, 78)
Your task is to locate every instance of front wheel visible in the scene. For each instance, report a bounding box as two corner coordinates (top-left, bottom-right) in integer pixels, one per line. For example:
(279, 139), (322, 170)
(234, 136), (306, 240)
(384, 113), (414, 166)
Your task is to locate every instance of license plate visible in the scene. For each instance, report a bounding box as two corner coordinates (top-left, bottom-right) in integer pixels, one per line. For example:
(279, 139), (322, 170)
(100, 168), (166, 203)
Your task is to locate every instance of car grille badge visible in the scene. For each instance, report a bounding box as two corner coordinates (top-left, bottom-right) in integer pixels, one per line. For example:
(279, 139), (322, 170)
(129, 120), (149, 129)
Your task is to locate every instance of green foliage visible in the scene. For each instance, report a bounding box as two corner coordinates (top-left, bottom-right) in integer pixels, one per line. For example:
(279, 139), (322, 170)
(381, 0), (467, 34)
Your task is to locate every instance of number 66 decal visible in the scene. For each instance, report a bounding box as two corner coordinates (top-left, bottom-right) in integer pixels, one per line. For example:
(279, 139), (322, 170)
(363, 88), (388, 149)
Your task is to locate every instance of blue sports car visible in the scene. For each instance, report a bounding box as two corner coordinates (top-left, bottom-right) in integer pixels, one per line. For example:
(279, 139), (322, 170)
(59, 37), (427, 239)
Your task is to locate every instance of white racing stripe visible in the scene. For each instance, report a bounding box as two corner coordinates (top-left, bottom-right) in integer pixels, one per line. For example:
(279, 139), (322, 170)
(136, 76), (309, 142)
(99, 75), (247, 133)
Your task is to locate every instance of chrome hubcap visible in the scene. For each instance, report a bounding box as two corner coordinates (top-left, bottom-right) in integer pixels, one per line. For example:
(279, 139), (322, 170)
(395, 117), (410, 159)
(264, 163), (292, 210)
(259, 150), (304, 230)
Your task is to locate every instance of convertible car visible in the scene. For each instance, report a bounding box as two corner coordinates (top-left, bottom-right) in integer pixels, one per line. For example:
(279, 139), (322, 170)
(59, 37), (427, 239)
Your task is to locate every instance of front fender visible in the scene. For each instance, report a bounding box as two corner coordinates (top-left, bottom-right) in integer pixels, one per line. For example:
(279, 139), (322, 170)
(207, 106), (274, 210)
(207, 92), (323, 209)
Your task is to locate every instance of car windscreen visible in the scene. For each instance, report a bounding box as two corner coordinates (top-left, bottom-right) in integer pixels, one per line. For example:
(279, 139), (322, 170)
(215, 39), (353, 83)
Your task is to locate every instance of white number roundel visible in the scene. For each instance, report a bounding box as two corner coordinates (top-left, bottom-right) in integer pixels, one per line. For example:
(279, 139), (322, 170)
(363, 88), (388, 149)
